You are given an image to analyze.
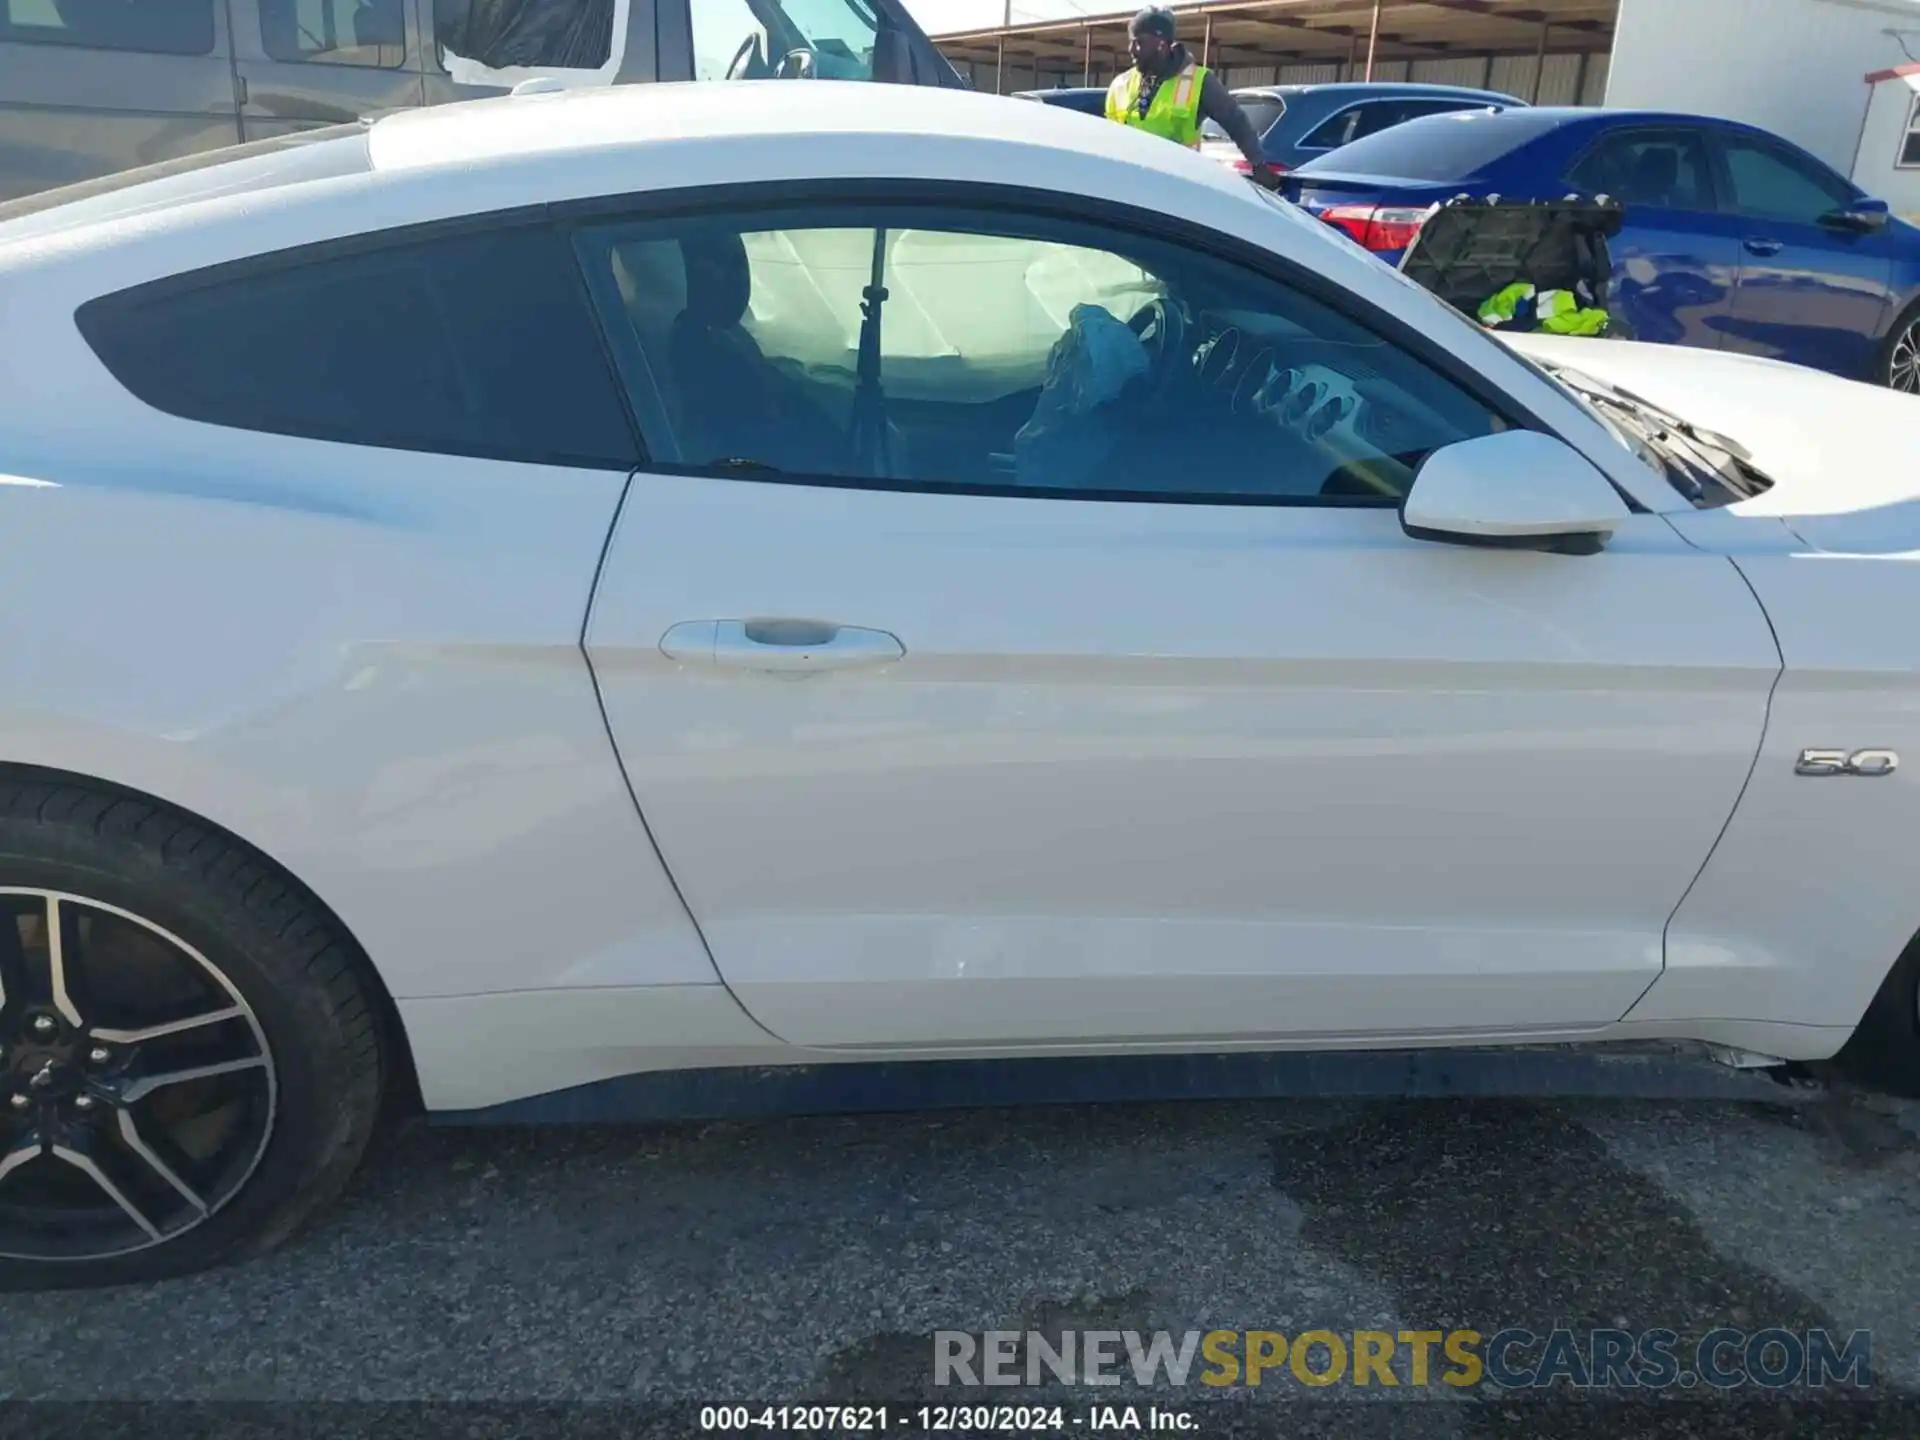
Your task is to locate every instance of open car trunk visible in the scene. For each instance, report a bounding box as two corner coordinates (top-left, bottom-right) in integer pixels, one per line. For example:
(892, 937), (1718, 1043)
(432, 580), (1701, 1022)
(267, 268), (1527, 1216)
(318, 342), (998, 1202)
(1397, 195), (1630, 341)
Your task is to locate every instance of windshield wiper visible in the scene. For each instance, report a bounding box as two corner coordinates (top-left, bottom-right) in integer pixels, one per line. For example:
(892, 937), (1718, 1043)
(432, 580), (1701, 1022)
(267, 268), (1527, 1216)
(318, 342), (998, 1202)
(1545, 367), (1771, 507)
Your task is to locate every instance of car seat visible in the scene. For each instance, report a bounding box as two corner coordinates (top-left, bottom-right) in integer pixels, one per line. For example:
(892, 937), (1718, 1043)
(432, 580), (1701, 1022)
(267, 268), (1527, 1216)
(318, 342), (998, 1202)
(667, 232), (850, 473)
(1627, 148), (1681, 208)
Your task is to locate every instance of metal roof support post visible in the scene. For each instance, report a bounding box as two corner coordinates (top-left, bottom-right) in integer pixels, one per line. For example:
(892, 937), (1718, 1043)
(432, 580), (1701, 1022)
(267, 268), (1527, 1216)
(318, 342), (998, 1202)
(1083, 26), (1093, 85)
(1531, 18), (1550, 102)
(1202, 12), (1213, 67)
(996, 0), (1010, 94)
(1364, 0), (1382, 81)
(1346, 30), (1359, 81)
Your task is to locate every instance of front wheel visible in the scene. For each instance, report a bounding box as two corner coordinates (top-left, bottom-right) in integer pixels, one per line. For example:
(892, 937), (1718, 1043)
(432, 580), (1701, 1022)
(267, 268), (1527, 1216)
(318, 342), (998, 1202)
(1833, 940), (1920, 1097)
(0, 780), (383, 1289)
(1881, 304), (1920, 393)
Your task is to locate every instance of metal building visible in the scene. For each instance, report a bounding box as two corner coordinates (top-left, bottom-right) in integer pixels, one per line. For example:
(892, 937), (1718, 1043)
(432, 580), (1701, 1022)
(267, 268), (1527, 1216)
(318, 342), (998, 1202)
(935, 0), (1619, 106)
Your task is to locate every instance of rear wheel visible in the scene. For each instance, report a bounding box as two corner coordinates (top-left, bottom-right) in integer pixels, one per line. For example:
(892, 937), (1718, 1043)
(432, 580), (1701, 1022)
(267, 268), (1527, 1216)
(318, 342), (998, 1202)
(0, 780), (382, 1289)
(1882, 304), (1920, 393)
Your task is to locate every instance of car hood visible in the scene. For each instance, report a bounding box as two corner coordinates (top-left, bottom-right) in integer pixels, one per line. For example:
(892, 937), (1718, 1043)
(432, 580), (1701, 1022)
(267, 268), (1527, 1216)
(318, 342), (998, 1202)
(1499, 333), (1920, 552)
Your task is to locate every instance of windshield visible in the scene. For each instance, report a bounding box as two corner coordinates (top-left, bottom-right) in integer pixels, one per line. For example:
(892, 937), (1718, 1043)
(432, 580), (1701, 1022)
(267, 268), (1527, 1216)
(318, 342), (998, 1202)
(1294, 109), (1561, 178)
(1202, 95), (1285, 142)
(693, 0), (883, 80)
(779, 0), (878, 73)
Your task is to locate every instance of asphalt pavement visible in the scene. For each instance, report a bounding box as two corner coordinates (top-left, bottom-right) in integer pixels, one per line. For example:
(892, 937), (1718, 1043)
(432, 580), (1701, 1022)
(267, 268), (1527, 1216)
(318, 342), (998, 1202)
(1, 1068), (1918, 1439)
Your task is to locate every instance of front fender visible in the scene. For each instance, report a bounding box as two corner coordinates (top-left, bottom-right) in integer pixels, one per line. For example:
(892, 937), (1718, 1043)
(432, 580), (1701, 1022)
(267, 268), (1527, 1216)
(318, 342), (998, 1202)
(1640, 544), (1920, 1035)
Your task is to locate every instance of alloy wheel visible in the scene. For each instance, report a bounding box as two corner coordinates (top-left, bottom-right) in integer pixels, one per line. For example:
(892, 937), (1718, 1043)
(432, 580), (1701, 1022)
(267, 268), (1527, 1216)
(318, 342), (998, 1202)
(1891, 320), (1920, 394)
(0, 889), (275, 1261)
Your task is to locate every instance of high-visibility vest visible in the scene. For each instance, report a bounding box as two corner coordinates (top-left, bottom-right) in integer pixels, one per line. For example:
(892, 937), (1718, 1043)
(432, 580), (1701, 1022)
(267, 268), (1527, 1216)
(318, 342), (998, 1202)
(1105, 61), (1207, 149)
(1477, 282), (1611, 337)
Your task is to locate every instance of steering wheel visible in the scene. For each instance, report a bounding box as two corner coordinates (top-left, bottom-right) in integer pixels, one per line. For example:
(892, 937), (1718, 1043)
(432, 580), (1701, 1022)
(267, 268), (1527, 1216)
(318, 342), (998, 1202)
(725, 33), (770, 79)
(1125, 297), (1188, 402)
(774, 46), (818, 79)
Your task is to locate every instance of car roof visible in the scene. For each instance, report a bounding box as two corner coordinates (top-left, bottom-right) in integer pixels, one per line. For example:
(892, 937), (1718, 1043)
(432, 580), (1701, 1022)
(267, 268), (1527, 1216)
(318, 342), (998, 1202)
(1229, 81), (1525, 104)
(362, 79), (1208, 179)
(1375, 105), (1771, 134)
(3, 80), (1286, 271)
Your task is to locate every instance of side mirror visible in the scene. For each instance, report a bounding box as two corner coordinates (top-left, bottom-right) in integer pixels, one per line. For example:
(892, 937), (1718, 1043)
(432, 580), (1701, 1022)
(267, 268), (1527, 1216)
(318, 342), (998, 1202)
(1820, 197), (1890, 233)
(1401, 430), (1631, 555)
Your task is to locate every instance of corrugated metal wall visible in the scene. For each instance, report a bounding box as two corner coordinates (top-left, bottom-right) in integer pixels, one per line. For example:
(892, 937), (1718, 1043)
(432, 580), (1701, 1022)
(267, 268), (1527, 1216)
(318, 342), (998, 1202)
(970, 48), (1613, 103)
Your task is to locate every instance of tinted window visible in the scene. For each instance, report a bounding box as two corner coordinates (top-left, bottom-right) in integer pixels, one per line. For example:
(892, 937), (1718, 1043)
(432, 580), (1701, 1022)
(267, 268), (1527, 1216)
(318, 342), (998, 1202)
(1566, 129), (1713, 209)
(434, 0), (615, 70)
(0, 0), (214, 54)
(1203, 95), (1285, 141)
(261, 0), (404, 66)
(1295, 110), (1557, 179)
(1719, 137), (1853, 220)
(1302, 99), (1479, 151)
(1301, 103), (1378, 151)
(79, 223), (637, 468)
(572, 205), (1505, 503)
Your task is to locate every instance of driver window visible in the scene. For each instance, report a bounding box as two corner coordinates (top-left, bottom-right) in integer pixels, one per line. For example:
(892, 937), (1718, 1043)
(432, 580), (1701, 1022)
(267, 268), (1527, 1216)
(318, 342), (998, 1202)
(572, 205), (1506, 504)
(1717, 137), (1852, 222)
(691, 0), (878, 80)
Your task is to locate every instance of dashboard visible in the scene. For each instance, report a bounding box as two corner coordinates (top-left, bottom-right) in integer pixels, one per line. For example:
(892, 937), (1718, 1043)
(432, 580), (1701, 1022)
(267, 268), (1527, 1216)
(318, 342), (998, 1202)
(1183, 309), (1410, 498)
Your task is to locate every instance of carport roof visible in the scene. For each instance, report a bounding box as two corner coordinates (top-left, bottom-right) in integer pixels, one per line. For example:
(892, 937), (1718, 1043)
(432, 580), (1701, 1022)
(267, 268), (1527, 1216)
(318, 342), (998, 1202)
(936, 0), (1618, 74)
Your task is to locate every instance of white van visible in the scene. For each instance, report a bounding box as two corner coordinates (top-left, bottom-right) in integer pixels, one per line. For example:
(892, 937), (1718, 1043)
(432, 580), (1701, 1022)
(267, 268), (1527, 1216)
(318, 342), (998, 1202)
(0, 0), (964, 200)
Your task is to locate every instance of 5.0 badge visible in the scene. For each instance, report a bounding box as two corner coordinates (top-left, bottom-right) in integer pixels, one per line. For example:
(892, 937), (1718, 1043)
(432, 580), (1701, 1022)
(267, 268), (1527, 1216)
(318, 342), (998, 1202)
(1794, 748), (1900, 777)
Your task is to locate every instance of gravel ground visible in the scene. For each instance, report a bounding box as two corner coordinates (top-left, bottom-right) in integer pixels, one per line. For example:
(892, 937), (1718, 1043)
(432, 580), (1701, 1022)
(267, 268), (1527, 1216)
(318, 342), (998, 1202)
(1, 1071), (1917, 1438)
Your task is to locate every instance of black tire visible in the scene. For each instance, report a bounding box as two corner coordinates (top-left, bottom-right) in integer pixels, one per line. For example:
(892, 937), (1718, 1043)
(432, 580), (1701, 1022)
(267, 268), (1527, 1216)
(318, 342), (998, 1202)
(1879, 301), (1920, 394)
(0, 778), (383, 1289)
(1833, 938), (1920, 1097)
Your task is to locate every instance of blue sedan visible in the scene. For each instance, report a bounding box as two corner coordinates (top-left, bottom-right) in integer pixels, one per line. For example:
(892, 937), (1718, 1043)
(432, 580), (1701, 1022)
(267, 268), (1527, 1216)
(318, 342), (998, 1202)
(1283, 107), (1920, 390)
(1199, 81), (1524, 178)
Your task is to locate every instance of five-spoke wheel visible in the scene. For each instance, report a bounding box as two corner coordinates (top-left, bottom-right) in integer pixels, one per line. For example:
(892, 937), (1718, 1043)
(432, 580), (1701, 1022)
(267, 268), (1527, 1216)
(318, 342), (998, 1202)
(0, 781), (384, 1290)
(1889, 316), (1920, 395)
(0, 890), (276, 1261)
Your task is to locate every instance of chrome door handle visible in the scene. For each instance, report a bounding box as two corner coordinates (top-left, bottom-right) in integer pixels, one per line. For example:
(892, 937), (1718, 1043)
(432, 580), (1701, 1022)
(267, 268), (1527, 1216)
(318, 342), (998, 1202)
(660, 619), (905, 672)
(1743, 236), (1783, 257)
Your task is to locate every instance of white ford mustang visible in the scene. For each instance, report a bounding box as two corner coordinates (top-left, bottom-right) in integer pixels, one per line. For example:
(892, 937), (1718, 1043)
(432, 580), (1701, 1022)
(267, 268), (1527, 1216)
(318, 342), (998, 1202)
(0, 80), (1917, 1288)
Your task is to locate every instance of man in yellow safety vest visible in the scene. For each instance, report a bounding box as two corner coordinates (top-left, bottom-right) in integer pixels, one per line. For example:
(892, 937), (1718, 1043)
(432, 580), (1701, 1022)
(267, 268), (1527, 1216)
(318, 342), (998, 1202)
(1105, 7), (1279, 187)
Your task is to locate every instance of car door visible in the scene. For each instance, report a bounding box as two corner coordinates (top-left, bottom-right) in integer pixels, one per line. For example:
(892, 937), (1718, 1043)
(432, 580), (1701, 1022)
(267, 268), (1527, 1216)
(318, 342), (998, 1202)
(570, 188), (1778, 1052)
(0, 0), (239, 202)
(1563, 125), (1742, 350)
(230, 0), (423, 137)
(1708, 127), (1899, 381)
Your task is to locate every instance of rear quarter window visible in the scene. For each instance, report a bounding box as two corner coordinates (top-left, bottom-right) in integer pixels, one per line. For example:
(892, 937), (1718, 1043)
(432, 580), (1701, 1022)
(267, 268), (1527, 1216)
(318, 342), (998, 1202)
(75, 221), (639, 469)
